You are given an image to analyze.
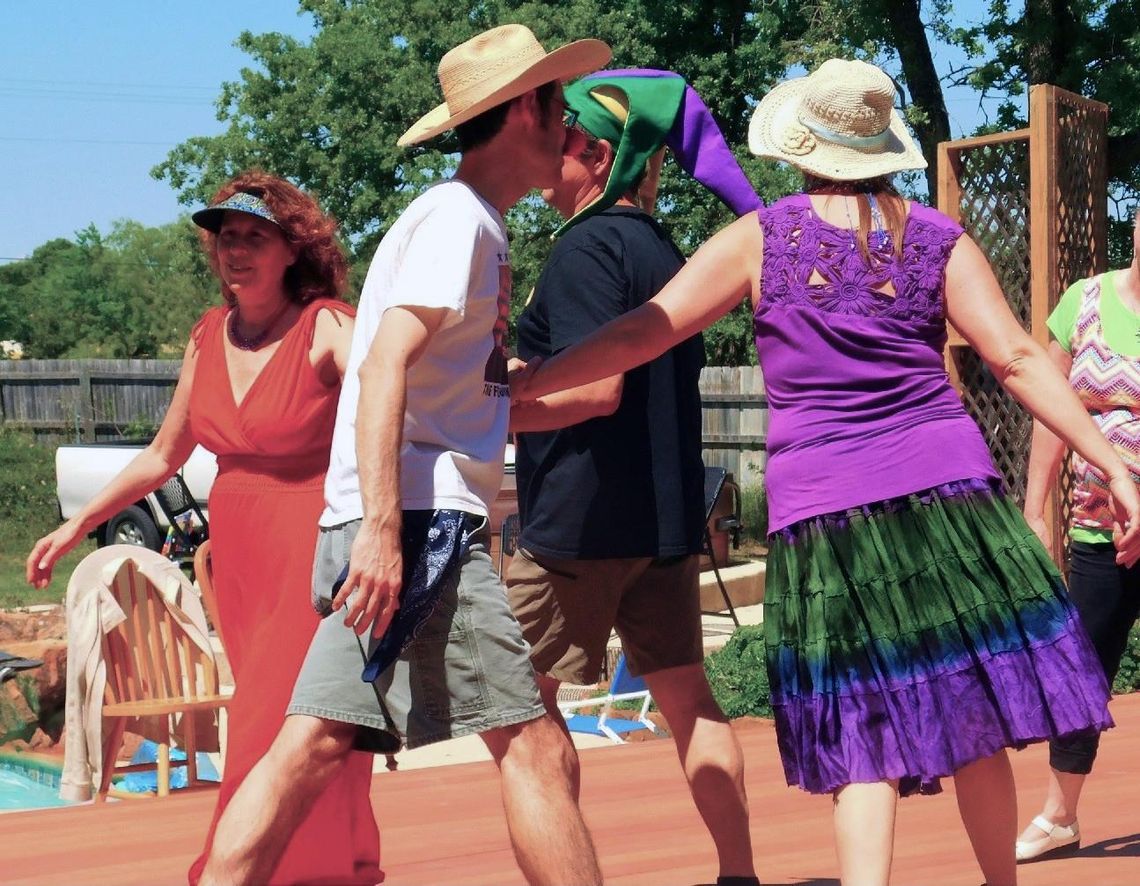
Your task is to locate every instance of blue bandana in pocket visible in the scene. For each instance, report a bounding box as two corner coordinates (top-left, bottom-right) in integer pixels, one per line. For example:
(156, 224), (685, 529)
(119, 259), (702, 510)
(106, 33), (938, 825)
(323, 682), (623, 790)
(360, 509), (472, 683)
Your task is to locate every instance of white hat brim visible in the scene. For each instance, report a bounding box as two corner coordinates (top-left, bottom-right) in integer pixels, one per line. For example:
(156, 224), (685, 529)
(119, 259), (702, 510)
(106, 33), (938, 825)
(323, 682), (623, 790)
(398, 39), (612, 147)
(747, 75), (927, 180)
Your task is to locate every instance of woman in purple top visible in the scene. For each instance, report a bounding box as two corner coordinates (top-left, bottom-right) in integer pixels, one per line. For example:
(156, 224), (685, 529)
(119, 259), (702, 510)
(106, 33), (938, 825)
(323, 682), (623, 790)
(514, 59), (1140, 886)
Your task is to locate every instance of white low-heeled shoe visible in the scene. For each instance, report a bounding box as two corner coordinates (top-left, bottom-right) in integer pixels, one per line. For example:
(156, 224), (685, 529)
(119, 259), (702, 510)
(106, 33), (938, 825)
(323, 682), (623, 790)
(1015, 814), (1080, 863)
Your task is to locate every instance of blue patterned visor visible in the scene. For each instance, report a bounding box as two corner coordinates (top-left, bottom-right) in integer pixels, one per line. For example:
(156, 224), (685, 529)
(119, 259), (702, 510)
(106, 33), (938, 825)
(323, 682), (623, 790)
(191, 191), (280, 233)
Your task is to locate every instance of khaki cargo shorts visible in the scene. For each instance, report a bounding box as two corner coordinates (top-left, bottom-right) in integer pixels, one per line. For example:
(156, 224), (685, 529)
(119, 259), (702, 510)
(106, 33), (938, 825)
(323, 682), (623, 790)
(288, 516), (545, 751)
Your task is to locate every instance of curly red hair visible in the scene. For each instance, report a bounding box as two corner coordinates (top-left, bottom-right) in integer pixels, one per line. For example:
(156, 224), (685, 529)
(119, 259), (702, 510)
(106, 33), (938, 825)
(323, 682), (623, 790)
(199, 170), (348, 305)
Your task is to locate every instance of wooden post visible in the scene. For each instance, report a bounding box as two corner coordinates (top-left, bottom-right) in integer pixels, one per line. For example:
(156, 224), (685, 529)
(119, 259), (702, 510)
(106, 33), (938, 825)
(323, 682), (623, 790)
(938, 141), (966, 391)
(77, 367), (95, 443)
(1029, 85), (1059, 348)
(1028, 86), (1062, 562)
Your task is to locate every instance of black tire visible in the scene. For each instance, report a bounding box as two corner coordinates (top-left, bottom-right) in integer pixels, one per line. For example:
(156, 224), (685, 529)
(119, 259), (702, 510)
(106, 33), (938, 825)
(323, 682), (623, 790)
(103, 505), (161, 550)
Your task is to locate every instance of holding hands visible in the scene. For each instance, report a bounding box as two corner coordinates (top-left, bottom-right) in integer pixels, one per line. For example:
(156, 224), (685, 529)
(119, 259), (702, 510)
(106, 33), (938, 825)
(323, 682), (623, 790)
(507, 356), (543, 403)
(1108, 472), (1140, 567)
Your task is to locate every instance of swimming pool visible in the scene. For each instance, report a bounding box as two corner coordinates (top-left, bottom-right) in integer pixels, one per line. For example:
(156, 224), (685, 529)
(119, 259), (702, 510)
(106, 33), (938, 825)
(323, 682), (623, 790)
(0, 755), (71, 812)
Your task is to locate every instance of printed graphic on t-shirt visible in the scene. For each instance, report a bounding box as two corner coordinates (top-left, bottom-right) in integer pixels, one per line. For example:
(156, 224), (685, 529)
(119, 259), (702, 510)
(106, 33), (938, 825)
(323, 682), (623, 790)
(483, 256), (511, 397)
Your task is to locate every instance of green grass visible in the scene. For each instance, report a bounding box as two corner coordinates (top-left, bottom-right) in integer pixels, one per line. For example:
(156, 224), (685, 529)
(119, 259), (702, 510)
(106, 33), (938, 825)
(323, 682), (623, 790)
(0, 540), (96, 609)
(0, 429), (95, 609)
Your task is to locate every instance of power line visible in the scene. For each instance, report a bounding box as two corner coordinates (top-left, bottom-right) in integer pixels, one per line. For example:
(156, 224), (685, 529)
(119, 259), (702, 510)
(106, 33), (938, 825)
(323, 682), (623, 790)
(0, 88), (210, 106)
(0, 136), (180, 146)
(0, 76), (217, 91)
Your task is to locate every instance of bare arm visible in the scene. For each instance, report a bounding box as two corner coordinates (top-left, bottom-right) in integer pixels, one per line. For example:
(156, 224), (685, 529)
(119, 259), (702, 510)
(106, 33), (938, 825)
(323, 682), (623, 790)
(945, 236), (1140, 562)
(333, 304), (448, 638)
(1021, 341), (1073, 557)
(311, 305), (356, 385)
(514, 214), (762, 401)
(509, 374), (623, 433)
(26, 340), (201, 587)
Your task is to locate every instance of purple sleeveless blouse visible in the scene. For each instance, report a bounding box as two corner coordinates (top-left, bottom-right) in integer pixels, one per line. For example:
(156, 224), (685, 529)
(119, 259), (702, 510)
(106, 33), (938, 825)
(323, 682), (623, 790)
(754, 194), (1000, 531)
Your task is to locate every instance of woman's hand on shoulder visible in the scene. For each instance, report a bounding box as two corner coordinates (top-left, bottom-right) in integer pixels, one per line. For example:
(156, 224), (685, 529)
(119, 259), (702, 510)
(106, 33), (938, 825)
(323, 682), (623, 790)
(312, 304), (355, 385)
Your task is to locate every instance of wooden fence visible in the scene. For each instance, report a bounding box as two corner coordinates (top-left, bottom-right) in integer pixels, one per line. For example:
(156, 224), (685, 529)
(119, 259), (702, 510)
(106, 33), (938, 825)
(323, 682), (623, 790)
(698, 365), (766, 488)
(0, 361), (768, 487)
(0, 360), (180, 444)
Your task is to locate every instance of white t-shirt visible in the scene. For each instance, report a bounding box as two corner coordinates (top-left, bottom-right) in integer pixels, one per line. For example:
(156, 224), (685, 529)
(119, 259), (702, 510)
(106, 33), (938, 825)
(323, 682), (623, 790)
(321, 181), (512, 526)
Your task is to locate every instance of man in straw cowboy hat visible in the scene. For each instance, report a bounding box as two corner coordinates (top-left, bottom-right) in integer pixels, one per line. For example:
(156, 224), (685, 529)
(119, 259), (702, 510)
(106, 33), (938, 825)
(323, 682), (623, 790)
(510, 56), (1139, 886)
(505, 68), (763, 886)
(199, 24), (611, 886)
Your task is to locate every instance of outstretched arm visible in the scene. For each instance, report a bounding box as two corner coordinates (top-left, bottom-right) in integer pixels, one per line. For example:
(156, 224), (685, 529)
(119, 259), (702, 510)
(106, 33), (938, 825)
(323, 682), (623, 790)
(514, 214), (762, 401)
(945, 236), (1140, 563)
(333, 304), (448, 638)
(26, 340), (200, 588)
(1021, 341), (1073, 559)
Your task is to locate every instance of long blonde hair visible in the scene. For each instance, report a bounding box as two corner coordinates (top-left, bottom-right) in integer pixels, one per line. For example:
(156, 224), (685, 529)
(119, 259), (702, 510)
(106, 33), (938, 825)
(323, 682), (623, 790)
(804, 175), (907, 264)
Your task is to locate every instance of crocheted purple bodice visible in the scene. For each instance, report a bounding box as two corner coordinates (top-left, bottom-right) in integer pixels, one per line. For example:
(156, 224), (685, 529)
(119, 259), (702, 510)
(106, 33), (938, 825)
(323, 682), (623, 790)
(754, 194), (1000, 531)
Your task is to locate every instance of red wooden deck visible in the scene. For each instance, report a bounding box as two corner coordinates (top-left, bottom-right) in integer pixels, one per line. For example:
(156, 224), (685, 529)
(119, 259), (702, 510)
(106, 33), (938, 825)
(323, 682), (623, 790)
(5, 694), (1139, 885)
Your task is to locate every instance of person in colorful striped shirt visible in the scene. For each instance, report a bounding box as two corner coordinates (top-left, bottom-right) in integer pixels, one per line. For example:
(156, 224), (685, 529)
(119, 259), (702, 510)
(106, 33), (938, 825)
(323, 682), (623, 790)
(1016, 206), (1140, 863)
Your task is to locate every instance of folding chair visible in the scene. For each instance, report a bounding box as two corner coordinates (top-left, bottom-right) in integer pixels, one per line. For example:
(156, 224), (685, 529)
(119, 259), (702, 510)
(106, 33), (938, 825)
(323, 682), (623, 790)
(558, 653), (659, 744)
(153, 473), (209, 561)
(702, 466), (741, 626)
(499, 512), (521, 576)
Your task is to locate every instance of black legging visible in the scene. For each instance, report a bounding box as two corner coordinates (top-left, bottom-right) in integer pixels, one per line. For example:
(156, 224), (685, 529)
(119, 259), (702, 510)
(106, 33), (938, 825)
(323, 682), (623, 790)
(1050, 540), (1140, 774)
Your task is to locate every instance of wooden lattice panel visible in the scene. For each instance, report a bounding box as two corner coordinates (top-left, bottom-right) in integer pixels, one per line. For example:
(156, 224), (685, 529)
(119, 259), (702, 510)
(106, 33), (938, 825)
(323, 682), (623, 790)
(939, 86), (1108, 559)
(942, 134), (1033, 500)
(957, 141), (1033, 329)
(1054, 93), (1109, 299)
(952, 349), (1033, 503)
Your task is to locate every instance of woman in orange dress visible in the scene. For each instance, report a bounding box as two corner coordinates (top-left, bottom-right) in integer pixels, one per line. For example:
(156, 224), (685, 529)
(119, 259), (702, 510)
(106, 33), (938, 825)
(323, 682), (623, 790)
(28, 172), (382, 886)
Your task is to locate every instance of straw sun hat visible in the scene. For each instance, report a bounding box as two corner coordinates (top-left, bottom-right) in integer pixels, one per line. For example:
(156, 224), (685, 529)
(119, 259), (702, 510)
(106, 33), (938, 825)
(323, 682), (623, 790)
(398, 24), (611, 147)
(748, 58), (927, 180)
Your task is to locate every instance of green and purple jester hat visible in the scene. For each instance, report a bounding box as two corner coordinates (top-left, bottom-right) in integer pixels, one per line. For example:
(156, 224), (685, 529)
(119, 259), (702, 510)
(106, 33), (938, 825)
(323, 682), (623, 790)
(554, 68), (762, 237)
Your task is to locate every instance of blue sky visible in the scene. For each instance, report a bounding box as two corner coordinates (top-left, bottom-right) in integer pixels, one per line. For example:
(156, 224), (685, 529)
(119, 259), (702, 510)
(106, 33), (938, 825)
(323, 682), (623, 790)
(0, 2), (315, 262)
(1, 2), (1001, 264)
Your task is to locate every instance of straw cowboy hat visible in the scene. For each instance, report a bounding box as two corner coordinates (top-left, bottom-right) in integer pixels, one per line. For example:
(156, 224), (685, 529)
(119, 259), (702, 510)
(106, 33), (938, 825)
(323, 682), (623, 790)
(748, 58), (927, 180)
(398, 24), (611, 147)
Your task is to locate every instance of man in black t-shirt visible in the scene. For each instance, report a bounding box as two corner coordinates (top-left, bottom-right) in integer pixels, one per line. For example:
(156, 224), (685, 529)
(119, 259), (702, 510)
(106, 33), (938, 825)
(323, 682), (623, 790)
(505, 70), (763, 886)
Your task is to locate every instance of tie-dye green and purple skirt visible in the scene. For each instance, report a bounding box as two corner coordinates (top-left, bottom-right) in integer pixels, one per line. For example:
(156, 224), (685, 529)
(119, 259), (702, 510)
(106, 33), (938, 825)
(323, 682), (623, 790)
(764, 477), (1112, 796)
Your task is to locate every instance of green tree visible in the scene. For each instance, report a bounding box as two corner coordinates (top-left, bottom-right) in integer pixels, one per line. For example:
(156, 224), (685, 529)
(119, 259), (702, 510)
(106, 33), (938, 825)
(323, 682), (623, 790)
(0, 221), (216, 359)
(777, 0), (1140, 263)
(83, 1), (1140, 362)
(153, 0), (803, 364)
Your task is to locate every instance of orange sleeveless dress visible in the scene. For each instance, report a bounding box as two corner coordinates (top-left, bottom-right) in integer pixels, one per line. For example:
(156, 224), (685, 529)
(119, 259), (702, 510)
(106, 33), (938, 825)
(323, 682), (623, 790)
(186, 299), (382, 885)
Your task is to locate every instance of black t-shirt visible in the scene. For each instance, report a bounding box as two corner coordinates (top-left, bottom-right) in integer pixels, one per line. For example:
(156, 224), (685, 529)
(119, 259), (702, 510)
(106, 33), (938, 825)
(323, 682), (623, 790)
(515, 207), (706, 559)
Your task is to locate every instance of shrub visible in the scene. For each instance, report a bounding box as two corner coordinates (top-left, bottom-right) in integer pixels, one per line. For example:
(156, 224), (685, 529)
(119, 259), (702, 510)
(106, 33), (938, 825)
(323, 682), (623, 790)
(740, 483), (768, 543)
(0, 429), (59, 531)
(1112, 622), (1140, 696)
(704, 625), (773, 718)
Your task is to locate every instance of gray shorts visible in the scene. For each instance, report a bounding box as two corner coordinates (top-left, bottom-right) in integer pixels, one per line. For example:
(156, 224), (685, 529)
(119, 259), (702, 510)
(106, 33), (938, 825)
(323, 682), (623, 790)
(288, 516), (545, 750)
